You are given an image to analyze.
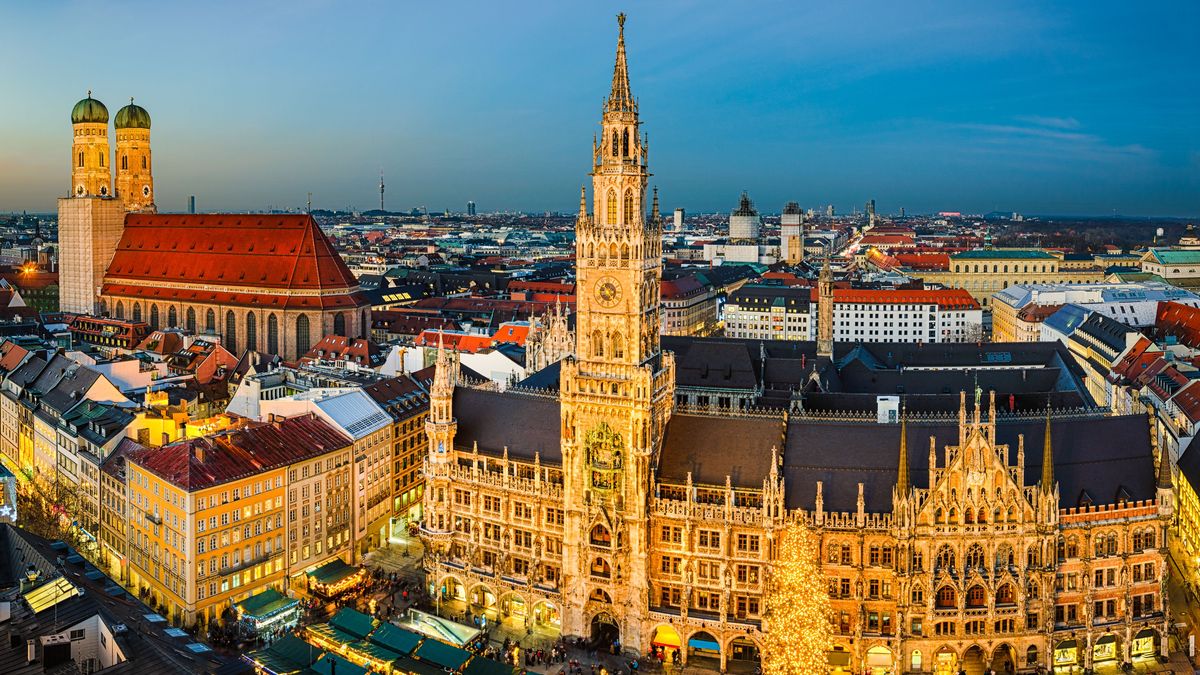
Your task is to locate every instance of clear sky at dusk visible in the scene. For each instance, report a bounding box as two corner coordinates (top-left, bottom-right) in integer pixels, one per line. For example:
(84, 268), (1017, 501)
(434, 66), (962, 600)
(2, 1), (1197, 216)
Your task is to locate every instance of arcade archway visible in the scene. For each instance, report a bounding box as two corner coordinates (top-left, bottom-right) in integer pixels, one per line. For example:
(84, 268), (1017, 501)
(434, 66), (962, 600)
(687, 631), (721, 670)
(590, 612), (619, 651)
(531, 600), (561, 631)
(866, 646), (894, 675)
(650, 625), (681, 666)
(962, 645), (986, 675)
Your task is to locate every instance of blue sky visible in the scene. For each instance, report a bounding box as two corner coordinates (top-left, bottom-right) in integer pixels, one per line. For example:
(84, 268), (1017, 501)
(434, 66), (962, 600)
(2, 0), (1197, 216)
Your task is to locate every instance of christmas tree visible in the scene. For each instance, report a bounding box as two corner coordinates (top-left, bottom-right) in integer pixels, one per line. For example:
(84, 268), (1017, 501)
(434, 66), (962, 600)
(762, 520), (831, 675)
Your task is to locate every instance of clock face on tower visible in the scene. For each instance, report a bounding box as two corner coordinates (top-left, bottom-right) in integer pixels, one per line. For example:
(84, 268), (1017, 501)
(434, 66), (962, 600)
(595, 277), (622, 307)
(142, 185), (151, 197)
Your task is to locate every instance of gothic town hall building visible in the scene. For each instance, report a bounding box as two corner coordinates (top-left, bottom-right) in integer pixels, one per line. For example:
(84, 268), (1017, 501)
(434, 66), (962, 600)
(419, 16), (1172, 675)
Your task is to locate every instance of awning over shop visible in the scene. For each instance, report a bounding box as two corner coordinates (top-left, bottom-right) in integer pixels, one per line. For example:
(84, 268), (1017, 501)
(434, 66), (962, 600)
(1055, 640), (1077, 650)
(308, 558), (359, 585)
(369, 622), (423, 656)
(827, 650), (852, 667)
(462, 655), (519, 675)
(236, 588), (298, 621)
(329, 607), (376, 639)
(1095, 635), (1116, 645)
(243, 634), (321, 675)
(688, 638), (721, 652)
(1135, 628), (1157, 640)
(394, 655), (448, 675)
(311, 653), (367, 675)
(413, 638), (472, 671)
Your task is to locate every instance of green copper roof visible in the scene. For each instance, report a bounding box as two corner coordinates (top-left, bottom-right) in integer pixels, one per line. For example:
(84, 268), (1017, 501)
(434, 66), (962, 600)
(71, 95), (108, 124)
(951, 249), (1055, 260)
(1148, 249), (1200, 265)
(115, 101), (151, 129)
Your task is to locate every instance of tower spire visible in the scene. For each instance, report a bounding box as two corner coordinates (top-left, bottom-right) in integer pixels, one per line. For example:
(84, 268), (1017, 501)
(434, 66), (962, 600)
(607, 13), (634, 112)
(578, 185), (587, 219)
(897, 404), (909, 497)
(651, 186), (660, 220)
(1041, 404), (1054, 491)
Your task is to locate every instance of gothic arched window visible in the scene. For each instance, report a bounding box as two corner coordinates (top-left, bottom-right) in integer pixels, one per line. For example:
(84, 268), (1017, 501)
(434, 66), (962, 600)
(114, 301), (124, 320)
(149, 305), (160, 329)
(186, 307), (196, 333)
(78, 152), (84, 168)
(205, 309), (215, 332)
(333, 312), (346, 337)
(935, 545), (955, 571)
(296, 314), (311, 355)
(592, 330), (604, 358)
(966, 585), (986, 608)
(590, 524), (611, 547)
(99, 153), (104, 167)
(966, 544), (985, 570)
(245, 312), (257, 351)
(606, 189), (617, 224)
(121, 155), (128, 170)
(622, 128), (629, 157)
(225, 310), (238, 353)
(267, 313), (279, 355)
(611, 130), (619, 157)
(623, 189), (634, 225)
(935, 586), (956, 608)
(132, 304), (142, 322)
(142, 156), (147, 170)
(167, 306), (177, 327)
(611, 332), (624, 359)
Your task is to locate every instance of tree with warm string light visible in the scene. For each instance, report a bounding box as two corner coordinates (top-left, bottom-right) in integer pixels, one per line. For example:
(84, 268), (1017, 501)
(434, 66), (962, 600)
(762, 520), (831, 675)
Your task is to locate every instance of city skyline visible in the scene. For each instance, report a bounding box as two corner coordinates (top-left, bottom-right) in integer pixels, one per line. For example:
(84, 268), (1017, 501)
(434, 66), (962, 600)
(2, 1), (1197, 216)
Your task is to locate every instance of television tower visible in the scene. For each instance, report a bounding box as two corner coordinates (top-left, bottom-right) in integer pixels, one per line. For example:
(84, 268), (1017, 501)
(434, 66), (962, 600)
(379, 170), (385, 213)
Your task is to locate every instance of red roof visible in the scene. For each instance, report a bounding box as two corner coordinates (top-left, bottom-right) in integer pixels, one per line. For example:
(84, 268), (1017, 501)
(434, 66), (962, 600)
(895, 253), (951, 271)
(0, 341), (29, 373)
(414, 330), (495, 353)
(301, 334), (386, 367)
(102, 214), (368, 309)
(491, 322), (531, 346)
(1156, 301), (1200, 349)
(128, 415), (351, 491)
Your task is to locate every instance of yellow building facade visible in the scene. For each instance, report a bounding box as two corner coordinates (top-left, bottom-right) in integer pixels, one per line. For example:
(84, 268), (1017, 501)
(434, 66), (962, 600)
(917, 250), (1105, 309)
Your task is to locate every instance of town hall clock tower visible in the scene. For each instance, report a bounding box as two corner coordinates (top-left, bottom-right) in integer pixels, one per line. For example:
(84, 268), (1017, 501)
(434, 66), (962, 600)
(558, 14), (676, 651)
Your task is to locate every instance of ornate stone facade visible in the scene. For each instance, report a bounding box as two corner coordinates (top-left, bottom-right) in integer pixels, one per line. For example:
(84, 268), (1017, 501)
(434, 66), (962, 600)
(418, 15), (1172, 675)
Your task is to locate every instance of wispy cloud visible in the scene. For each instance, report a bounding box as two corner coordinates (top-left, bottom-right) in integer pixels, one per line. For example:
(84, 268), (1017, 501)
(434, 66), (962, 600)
(1015, 115), (1081, 130)
(953, 118), (1156, 163)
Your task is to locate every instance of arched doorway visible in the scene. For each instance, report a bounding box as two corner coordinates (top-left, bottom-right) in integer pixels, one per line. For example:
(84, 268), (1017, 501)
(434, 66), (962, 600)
(467, 583), (497, 627)
(498, 592), (527, 629)
(687, 630), (721, 670)
(989, 643), (1015, 673)
(1132, 628), (1159, 662)
(1053, 639), (1080, 671)
(866, 646), (894, 675)
(531, 601), (560, 632)
(590, 612), (619, 651)
(962, 645), (985, 675)
(728, 637), (761, 674)
(934, 646), (957, 675)
(1092, 634), (1119, 666)
(650, 625), (681, 667)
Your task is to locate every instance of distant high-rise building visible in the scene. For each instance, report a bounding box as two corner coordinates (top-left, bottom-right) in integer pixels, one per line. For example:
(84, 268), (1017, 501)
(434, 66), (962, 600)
(866, 199), (876, 218)
(826, 204), (835, 217)
(781, 201), (805, 264)
(729, 192), (760, 242)
(380, 171), (385, 212)
(188, 195), (196, 214)
(467, 200), (476, 216)
(673, 208), (684, 232)
(900, 206), (905, 218)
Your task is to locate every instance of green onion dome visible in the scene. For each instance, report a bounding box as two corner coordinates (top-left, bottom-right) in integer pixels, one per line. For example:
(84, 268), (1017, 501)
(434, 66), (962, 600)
(71, 93), (109, 124)
(114, 100), (151, 129)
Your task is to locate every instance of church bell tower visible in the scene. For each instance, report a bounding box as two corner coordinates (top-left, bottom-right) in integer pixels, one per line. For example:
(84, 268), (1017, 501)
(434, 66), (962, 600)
(558, 13), (675, 652)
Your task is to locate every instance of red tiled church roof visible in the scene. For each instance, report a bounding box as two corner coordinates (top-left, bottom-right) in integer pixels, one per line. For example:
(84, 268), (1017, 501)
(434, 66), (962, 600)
(102, 214), (368, 308)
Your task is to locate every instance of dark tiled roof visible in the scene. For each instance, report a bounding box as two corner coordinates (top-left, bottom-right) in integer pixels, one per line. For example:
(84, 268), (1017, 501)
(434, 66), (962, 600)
(780, 414), (1155, 513)
(452, 388), (560, 462)
(658, 414), (785, 487)
(1179, 436), (1200, 495)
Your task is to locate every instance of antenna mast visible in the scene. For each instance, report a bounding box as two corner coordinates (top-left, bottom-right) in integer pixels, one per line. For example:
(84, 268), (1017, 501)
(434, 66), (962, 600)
(380, 169), (385, 213)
